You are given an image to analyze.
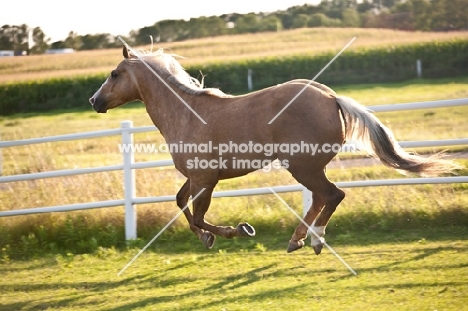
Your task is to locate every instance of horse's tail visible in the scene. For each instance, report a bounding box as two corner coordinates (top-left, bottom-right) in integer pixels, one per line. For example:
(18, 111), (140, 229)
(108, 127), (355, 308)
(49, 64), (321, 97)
(335, 95), (462, 176)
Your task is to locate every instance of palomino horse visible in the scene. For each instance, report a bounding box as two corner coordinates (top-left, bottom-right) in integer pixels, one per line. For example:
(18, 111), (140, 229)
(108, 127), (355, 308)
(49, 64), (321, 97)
(90, 46), (460, 254)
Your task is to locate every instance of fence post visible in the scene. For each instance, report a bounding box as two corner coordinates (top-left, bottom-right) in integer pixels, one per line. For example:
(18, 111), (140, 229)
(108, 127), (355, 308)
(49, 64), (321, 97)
(302, 188), (313, 237)
(121, 120), (137, 240)
(302, 188), (313, 217)
(247, 69), (253, 91)
(416, 59), (422, 78)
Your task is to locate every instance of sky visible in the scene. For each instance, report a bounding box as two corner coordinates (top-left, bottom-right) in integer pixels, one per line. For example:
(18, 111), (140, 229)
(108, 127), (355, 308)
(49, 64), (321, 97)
(1, 0), (320, 42)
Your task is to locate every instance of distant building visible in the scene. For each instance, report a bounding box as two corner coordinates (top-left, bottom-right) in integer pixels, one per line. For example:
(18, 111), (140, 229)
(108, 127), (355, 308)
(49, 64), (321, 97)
(45, 48), (75, 54)
(0, 50), (14, 57)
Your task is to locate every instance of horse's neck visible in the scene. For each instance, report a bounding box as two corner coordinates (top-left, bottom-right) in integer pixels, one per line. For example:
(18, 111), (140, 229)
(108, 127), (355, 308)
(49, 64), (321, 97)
(140, 77), (203, 141)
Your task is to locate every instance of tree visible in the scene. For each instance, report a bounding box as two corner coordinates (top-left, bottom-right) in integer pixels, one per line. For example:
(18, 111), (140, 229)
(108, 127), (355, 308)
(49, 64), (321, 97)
(259, 15), (282, 32)
(287, 3), (323, 16)
(291, 14), (310, 28)
(391, 0), (467, 31)
(64, 31), (81, 50)
(185, 16), (227, 39)
(342, 8), (361, 27)
(133, 25), (159, 45)
(308, 13), (342, 27)
(410, 0), (432, 30)
(275, 12), (295, 29)
(0, 25), (15, 50)
(431, 0), (468, 30)
(360, 11), (381, 28)
(50, 41), (66, 49)
(156, 19), (186, 42)
(322, 0), (358, 19)
(357, 0), (374, 13)
(380, 0), (399, 9)
(235, 13), (261, 33)
(0, 24), (29, 52)
(29, 27), (49, 54)
(444, 0), (468, 29)
(80, 33), (113, 50)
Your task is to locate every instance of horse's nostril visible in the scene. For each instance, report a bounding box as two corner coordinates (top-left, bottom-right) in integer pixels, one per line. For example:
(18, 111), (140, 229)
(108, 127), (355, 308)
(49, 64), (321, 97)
(89, 97), (95, 105)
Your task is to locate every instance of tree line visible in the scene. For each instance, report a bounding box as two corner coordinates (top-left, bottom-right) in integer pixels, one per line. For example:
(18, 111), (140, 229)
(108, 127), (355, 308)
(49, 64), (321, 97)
(1, 0), (467, 54)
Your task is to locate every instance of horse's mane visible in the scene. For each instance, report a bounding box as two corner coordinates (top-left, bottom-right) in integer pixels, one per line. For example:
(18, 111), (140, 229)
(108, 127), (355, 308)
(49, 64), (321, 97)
(126, 49), (230, 98)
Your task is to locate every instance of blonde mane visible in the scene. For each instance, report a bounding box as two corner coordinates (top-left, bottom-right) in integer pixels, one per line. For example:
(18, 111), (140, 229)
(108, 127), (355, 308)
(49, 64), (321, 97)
(127, 49), (230, 98)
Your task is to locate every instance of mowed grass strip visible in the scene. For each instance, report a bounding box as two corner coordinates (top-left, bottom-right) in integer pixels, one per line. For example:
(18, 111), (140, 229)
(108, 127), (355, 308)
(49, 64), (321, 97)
(0, 236), (467, 310)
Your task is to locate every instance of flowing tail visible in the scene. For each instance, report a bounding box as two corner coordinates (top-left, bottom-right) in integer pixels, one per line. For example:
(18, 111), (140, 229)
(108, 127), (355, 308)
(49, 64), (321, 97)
(335, 95), (462, 176)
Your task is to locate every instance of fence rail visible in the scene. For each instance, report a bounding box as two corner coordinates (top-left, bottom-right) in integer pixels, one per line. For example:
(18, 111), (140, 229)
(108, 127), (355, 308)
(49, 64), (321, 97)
(1, 98), (467, 240)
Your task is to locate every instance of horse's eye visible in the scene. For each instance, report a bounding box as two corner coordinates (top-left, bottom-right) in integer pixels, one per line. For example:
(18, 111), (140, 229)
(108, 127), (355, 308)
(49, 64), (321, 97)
(111, 70), (118, 78)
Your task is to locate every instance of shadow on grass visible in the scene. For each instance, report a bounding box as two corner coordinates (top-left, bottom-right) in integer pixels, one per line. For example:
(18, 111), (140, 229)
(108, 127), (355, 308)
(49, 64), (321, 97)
(0, 273), (152, 311)
(102, 263), (313, 311)
(2, 236), (467, 310)
(0, 294), (89, 311)
(355, 244), (468, 271)
(0, 261), (309, 311)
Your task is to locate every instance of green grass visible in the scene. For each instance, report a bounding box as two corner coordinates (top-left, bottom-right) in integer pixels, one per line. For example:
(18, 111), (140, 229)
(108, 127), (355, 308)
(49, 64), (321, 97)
(1, 231), (467, 310)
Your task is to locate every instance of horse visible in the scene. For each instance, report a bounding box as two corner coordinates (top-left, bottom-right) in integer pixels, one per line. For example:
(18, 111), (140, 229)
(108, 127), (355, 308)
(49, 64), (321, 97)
(89, 46), (460, 254)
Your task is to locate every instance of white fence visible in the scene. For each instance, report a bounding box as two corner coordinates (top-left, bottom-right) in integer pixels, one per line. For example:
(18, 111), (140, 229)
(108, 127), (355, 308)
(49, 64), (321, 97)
(1, 98), (468, 240)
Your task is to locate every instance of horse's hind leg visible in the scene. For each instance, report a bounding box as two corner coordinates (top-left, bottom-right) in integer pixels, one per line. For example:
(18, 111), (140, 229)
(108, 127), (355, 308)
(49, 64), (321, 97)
(287, 191), (325, 253)
(310, 181), (345, 255)
(176, 179), (215, 249)
(288, 169), (345, 255)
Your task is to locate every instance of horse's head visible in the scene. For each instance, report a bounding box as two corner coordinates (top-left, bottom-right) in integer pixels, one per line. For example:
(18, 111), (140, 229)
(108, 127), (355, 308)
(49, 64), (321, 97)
(89, 46), (140, 113)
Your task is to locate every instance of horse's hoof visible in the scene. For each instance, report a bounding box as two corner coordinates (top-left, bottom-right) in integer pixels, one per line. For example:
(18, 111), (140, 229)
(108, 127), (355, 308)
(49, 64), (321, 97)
(311, 238), (325, 255)
(312, 243), (323, 255)
(287, 240), (305, 253)
(201, 231), (216, 249)
(237, 222), (256, 237)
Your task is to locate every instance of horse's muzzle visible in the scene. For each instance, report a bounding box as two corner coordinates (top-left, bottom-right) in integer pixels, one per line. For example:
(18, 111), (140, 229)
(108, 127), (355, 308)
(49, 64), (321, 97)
(89, 97), (107, 113)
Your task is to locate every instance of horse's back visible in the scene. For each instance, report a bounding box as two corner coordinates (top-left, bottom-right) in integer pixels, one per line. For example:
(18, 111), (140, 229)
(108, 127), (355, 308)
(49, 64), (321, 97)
(200, 81), (345, 149)
(284, 79), (337, 97)
(271, 82), (343, 129)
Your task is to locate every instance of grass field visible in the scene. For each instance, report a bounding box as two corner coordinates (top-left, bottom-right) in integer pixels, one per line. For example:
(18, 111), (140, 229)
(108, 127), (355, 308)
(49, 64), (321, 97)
(1, 28), (467, 83)
(1, 233), (468, 310)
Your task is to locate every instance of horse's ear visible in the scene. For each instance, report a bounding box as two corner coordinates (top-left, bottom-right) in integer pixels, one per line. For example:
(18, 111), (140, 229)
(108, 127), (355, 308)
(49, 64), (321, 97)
(122, 45), (129, 59)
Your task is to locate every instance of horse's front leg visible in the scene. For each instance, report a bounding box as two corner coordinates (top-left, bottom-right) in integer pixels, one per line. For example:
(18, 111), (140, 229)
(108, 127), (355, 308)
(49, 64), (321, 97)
(176, 179), (215, 248)
(191, 183), (256, 248)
